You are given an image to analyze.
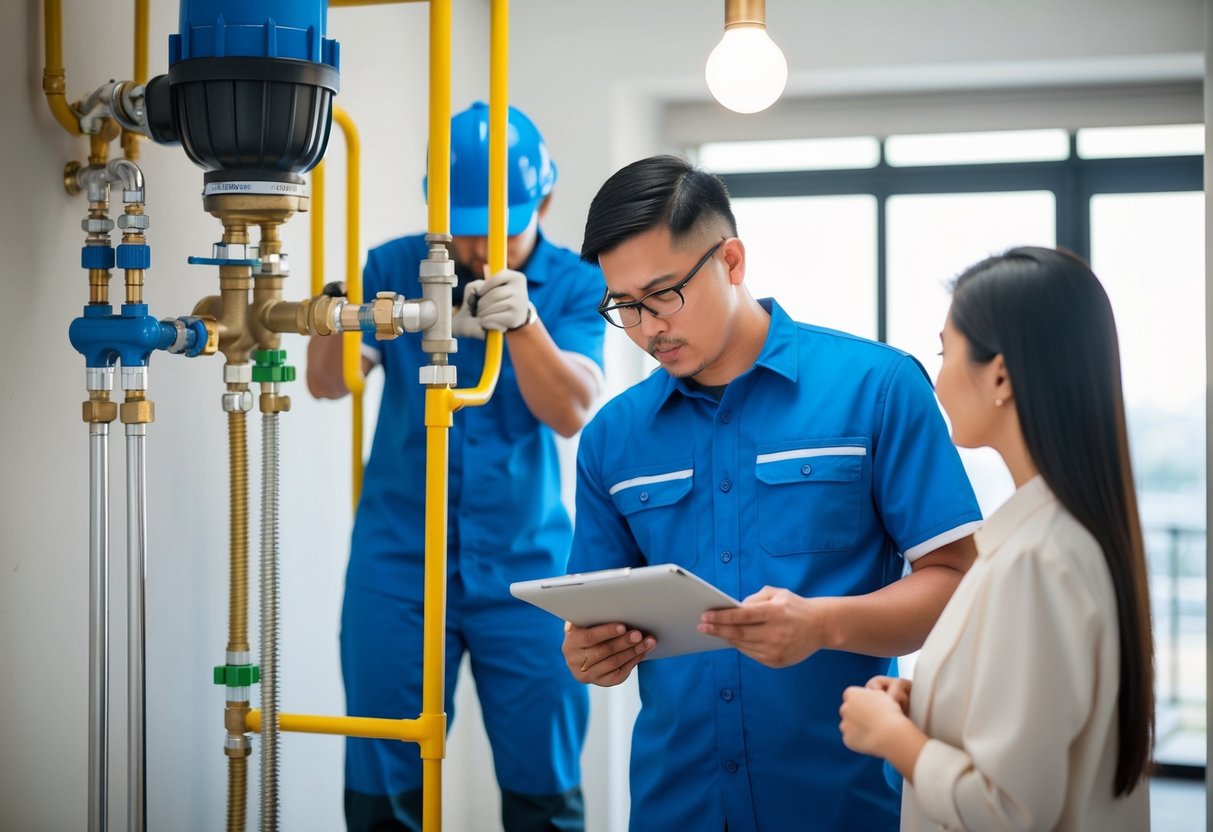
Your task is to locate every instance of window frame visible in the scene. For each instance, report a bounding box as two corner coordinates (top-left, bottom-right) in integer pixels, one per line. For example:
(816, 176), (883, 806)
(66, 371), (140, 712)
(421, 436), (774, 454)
(717, 137), (1202, 342)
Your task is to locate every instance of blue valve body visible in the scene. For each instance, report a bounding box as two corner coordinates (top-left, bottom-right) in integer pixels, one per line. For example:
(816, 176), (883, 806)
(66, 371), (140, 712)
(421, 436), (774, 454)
(171, 0), (339, 67)
(69, 305), (186, 369)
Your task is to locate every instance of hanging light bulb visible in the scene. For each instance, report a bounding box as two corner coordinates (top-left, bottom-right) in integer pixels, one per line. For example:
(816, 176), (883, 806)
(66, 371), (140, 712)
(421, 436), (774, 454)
(705, 0), (788, 114)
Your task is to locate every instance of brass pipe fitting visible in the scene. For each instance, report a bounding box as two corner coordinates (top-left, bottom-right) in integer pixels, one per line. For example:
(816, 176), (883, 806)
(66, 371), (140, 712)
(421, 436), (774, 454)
(225, 702), (252, 735)
(82, 390), (118, 424)
(259, 392), (291, 414)
(119, 390), (155, 425)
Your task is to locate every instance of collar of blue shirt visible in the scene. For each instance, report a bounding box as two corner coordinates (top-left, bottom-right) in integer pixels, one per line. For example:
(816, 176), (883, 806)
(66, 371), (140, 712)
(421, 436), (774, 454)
(658, 297), (800, 407)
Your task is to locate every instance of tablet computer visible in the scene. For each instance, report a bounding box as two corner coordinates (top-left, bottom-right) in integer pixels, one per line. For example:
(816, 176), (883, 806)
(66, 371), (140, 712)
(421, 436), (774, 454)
(510, 563), (741, 659)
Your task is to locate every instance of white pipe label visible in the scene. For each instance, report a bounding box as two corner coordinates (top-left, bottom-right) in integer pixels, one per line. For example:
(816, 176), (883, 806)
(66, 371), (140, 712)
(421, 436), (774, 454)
(203, 181), (309, 197)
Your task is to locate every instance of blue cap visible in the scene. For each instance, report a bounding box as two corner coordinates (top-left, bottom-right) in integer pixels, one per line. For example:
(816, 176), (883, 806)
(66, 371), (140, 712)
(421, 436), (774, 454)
(425, 102), (557, 237)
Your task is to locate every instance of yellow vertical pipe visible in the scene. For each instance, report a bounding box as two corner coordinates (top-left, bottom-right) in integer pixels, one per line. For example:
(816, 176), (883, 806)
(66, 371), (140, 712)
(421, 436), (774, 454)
(488, 0), (508, 277)
(123, 0), (150, 159)
(452, 0), (507, 408)
(310, 162), (326, 297)
(133, 0), (149, 83)
(422, 1), (453, 827)
(427, 0), (451, 236)
(332, 106), (366, 510)
(42, 0), (83, 135)
(421, 391), (451, 832)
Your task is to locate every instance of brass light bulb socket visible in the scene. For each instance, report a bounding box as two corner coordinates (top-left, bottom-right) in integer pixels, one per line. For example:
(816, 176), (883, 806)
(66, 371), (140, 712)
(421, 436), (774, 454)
(724, 0), (766, 28)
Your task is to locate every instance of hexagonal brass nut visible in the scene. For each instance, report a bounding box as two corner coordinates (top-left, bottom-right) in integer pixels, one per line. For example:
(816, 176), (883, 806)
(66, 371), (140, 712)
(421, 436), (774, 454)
(82, 400), (118, 424)
(120, 399), (155, 424)
(372, 293), (397, 338)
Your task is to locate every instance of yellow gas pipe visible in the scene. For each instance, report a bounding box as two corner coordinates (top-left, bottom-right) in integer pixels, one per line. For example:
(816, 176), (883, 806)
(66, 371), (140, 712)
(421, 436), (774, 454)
(42, 0), (82, 135)
(309, 106), (367, 512)
(246, 1), (509, 829)
(121, 0), (149, 160)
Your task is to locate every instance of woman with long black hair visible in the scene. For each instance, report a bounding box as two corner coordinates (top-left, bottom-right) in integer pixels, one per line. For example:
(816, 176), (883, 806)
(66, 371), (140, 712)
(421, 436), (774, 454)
(838, 247), (1154, 830)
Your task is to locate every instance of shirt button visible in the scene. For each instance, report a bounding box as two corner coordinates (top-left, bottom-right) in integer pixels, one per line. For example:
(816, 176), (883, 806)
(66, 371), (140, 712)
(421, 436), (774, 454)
(800, 463), (812, 476)
(639, 491), (649, 503)
(725, 760), (739, 774)
(720, 410), (732, 424)
(720, 688), (734, 702)
(719, 479), (732, 492)
(720, 550), (732, 563)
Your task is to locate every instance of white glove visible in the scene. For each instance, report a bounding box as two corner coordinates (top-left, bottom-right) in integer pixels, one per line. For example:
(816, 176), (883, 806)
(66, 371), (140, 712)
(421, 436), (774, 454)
(477, 268), (536, 332)
(451, 279), (487, 340)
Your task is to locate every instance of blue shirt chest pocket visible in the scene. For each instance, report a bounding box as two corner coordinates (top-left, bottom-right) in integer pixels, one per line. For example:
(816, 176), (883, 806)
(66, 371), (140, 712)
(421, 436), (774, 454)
(755, 442), (867, 556)
(608, 463), (697, 567)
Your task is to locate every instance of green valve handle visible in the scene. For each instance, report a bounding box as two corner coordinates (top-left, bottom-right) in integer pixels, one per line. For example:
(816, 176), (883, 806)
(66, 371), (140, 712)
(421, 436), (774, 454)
(252, 349), (296, 383)
(213, 664), (260, 686)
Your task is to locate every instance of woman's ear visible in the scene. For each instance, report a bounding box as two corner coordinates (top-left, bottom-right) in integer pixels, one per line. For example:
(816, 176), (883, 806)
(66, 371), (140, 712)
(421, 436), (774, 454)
(722, 237), (746, 286)
(990, 354), (1014, 408)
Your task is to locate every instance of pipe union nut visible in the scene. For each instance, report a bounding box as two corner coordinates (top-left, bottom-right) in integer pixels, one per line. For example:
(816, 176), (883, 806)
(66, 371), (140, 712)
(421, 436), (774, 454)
(418, 364), (458, 386)
(161, 318), (189, 354)
(256, 252), (289, 277)
(372, 292), (400, 339)
(82, 217), (115, 234)
(119, 399), (155, 424)
(221, 391), (254, 412)
(223, 363), (253, 385)
(419, 258), (455, 281)
(117, 212), (150, 230)
(82, 399), (118, 423)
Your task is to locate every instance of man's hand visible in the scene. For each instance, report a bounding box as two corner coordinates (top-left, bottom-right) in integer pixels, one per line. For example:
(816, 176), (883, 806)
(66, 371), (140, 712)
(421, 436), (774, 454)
(451, 279), (487, 340)
(562, 620), (655, 687)
(697, 586), (826, 668)
(477, 268), (534, 332)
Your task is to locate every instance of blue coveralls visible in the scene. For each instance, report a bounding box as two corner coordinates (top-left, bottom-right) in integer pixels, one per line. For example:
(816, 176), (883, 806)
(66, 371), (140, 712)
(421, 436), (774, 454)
(569, 299), (982, 832)
(342, 232), (605, 830)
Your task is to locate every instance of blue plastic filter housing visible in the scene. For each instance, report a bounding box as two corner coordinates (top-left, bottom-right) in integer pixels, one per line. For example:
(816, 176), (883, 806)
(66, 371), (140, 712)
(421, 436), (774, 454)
(170, 0), (338, 68)
(143, 0), (340, 180)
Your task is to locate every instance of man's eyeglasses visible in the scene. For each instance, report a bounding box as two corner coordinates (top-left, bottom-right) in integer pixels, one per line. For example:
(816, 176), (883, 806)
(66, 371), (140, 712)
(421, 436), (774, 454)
(597, 240), (724, 329)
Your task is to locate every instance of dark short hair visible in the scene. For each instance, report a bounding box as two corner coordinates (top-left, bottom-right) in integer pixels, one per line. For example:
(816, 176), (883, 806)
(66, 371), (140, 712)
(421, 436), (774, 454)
(580, 155), (737, 263)
(950, 246), (1154, 797)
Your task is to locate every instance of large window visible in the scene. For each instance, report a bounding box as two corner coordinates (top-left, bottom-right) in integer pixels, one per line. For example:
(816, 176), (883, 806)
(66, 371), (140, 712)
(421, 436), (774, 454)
(705, 126), (1205, 773)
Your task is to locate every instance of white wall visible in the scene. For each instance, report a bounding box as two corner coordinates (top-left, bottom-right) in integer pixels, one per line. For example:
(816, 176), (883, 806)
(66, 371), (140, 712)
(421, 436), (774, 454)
(0, 1), (1204, 831)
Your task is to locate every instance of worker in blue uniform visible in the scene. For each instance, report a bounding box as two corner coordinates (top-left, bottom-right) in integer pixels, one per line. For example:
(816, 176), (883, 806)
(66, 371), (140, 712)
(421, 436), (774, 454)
(563, 155), (982, 832)
(307, 102), (605, 832)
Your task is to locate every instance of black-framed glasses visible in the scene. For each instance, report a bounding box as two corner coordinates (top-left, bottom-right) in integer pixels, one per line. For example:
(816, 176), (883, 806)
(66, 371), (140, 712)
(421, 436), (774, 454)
(597, 240), (724, 329)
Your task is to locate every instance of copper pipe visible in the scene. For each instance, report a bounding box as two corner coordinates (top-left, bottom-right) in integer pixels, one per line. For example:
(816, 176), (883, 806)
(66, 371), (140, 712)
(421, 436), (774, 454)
(227, 409), (249, 655)
(226, 755), (247, 832)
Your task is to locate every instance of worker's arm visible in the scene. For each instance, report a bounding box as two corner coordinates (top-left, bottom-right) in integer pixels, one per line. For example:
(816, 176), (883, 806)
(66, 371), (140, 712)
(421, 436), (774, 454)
(698, 534), (976, 667)
(306, 334), (375, 400)
(465, 269), (601, 437)
(506, 320), (599, 437)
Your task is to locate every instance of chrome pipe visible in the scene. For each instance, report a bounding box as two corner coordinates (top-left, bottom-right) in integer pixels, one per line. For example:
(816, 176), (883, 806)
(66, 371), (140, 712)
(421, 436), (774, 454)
(259, 411), (281, 831)
(89, 422), (109, 832)
(125, 423), (147, 832)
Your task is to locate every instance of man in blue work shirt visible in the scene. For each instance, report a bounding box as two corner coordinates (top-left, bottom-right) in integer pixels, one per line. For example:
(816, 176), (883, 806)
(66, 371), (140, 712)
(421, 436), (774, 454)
(562, 155), (982, 831)
(308, 103), (605, 831)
